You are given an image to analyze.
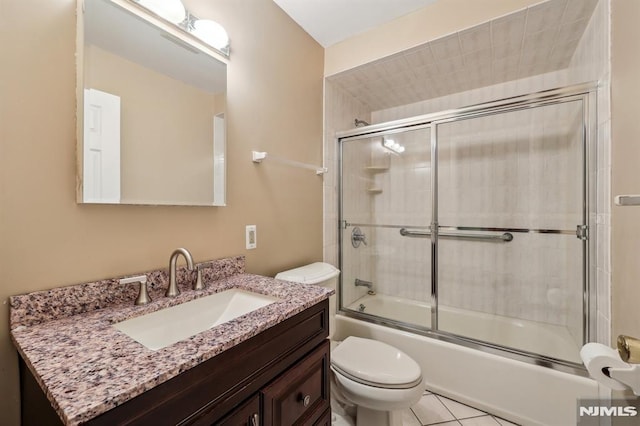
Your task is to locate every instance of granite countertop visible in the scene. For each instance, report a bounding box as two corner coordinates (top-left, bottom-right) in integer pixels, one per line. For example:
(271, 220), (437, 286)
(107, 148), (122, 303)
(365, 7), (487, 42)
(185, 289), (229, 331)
(10, 256), (333, 425)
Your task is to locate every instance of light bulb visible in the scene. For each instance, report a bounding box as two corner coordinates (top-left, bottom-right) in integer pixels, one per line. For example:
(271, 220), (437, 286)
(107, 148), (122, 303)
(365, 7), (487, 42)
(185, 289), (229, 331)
(192, 19), (230, 50)
(381, 138), (405, 154)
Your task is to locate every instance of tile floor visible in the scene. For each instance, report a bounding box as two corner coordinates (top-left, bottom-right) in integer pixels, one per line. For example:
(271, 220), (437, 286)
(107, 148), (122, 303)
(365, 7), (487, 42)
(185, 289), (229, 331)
(403, 389), (520, 426)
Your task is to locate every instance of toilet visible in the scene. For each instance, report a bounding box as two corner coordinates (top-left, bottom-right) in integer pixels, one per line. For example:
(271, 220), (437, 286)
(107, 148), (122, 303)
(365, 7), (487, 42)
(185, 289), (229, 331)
(275, 263), (424, 426)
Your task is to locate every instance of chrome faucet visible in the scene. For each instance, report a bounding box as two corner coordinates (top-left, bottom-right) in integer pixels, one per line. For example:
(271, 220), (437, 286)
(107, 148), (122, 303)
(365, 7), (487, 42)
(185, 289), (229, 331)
(355, 278), (373, 289)
(166, 248), (194, 297)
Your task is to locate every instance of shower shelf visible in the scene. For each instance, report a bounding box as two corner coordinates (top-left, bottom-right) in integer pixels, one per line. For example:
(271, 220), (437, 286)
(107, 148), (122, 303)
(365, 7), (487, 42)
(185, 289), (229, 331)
(364, 166), (389, 173)
(366, 188), (383, 194)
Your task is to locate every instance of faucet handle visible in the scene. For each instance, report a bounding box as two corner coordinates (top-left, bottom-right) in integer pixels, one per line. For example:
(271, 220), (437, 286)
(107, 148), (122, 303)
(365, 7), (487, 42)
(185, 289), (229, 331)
(193, 264), (206, 291)
(120, 275), (152, 306)
(135, 281), (152, 306)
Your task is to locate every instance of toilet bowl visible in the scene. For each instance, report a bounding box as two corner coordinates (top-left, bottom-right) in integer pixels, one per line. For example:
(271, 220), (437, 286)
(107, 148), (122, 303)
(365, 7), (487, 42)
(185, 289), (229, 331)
(275, 263), (424, 426)
(331, 336), (424, 426)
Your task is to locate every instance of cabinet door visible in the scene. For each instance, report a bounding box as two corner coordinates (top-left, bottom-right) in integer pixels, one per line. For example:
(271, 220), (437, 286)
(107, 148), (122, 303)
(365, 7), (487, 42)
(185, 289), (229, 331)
(262, 340), (330, 426)
(216, 395), (260, 426)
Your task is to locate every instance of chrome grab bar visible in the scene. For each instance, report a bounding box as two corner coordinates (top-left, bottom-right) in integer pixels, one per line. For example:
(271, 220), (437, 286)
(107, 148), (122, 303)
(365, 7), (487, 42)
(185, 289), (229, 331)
(399, 228), (513, 242)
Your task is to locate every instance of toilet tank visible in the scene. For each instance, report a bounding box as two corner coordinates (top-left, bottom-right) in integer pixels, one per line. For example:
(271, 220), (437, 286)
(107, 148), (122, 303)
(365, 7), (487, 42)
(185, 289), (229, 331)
(274, 262), (340, 287)
(275, 262), (340, 337)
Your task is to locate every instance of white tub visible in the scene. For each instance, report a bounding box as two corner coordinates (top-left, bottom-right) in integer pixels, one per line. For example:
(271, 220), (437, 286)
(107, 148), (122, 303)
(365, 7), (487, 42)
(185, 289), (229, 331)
(336, 294), (599, 426)
(348, 294), (582, 363)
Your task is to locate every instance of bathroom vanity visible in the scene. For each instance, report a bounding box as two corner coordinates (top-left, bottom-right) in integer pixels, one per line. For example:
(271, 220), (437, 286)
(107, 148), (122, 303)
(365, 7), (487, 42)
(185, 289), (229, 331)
(10, 256), (332, 425)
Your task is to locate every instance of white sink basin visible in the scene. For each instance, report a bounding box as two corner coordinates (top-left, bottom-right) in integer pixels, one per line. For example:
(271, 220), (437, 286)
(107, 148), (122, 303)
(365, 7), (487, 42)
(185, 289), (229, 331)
(114, 289), (280, 350)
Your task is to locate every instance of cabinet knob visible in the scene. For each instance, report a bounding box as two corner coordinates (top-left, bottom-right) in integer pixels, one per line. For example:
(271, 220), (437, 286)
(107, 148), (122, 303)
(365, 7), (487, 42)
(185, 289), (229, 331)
(300, 394), (311, 407)
(250, 413), (259, 426)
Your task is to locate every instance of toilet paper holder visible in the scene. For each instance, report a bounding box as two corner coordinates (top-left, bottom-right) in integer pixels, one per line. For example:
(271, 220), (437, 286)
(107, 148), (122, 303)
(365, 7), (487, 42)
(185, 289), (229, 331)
(604, 335), (640, 395)
(582, 336), (640, 395)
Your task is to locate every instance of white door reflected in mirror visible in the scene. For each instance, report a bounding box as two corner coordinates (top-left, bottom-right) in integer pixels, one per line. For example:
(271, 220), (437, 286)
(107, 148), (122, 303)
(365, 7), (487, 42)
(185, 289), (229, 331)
(83, 88), (121, 204)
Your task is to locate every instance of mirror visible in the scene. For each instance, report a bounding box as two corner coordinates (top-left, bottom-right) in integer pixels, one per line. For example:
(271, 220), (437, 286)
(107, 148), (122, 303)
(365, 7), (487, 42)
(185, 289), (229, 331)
(78, 0), (227, 206)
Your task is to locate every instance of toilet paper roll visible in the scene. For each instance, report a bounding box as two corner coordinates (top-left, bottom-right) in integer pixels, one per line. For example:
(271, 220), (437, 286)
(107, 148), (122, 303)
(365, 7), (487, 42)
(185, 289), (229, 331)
(580, 342), (631, 390)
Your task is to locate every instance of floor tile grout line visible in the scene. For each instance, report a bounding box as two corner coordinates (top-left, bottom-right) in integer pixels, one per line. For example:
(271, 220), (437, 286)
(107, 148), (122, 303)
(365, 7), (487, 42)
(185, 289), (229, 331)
(408, 407), (423, 425)
(457, 413), (500, 420)
(436, 393), (494, 417)
(423, 388), (520, 425)
(424, 420), (463, 426)
(434, 394), (470, 420)
(413, 393), (459, 426)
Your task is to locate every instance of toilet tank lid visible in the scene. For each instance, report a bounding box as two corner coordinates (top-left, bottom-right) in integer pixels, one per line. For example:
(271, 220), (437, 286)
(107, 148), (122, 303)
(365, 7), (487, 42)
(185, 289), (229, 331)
(275, 262), (340, 285)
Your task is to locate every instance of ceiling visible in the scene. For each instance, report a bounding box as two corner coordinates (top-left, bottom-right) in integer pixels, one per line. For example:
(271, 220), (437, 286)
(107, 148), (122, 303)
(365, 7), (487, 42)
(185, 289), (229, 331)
(272, 0), (439, 47)
(326, 0), (599, 111)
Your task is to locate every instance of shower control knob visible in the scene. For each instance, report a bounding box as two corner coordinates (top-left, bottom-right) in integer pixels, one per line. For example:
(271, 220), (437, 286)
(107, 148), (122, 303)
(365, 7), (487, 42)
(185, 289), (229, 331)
(351, 227), (367, 248)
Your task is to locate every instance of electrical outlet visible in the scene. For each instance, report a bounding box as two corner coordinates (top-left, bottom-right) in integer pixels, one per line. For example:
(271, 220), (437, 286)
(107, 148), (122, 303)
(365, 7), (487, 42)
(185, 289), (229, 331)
(246, 225), (257, 249)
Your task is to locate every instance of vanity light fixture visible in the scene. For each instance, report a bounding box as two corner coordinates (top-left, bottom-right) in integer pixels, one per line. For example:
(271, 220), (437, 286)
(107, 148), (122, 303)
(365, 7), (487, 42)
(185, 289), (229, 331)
(192, 19), (230, 53)
(132, 0), (230, 56)
(138, 0), (186, 24)
(382, 137), (405, 154)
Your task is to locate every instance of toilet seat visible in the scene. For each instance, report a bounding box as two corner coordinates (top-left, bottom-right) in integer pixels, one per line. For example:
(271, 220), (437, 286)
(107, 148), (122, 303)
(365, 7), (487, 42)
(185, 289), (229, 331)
(331, 364), (422, 389)
(331, 365), (424, 412)
(331, 337), (422, 389)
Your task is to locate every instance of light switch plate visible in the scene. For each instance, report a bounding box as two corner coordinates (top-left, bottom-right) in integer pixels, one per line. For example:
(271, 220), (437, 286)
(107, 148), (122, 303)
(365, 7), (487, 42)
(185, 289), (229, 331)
(246, 225), (257, 249)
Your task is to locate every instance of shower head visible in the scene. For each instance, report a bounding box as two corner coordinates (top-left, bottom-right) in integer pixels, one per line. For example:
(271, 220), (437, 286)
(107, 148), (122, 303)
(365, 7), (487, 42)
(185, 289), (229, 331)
(354, 118), (370, 128)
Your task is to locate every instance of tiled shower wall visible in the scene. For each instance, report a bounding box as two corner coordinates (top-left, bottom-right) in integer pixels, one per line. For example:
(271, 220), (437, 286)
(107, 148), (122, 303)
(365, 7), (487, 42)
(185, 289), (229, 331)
(324, 0), (610, 345)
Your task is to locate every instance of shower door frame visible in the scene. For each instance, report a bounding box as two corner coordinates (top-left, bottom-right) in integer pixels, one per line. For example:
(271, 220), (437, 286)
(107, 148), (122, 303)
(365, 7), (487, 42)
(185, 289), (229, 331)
(336, 82), (598, 376)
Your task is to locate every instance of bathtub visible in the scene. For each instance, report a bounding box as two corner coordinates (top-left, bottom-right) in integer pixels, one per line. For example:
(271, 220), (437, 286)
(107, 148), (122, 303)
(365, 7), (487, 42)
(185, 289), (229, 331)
(348, 294), (582, 363)
(335, 293), (599, 426)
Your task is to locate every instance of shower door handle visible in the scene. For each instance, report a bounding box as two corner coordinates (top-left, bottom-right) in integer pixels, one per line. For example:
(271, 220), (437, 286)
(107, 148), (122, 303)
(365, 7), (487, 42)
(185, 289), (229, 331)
(399, 228), (430, 238)
(399, 228), (513, 242)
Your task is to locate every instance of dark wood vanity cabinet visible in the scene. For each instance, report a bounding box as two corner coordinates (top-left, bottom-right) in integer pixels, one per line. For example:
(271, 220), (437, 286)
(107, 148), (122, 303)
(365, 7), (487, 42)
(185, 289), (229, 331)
(261, 339), (330, 426)
(216, 340), (330, 426)
(20, 300), (330, 426)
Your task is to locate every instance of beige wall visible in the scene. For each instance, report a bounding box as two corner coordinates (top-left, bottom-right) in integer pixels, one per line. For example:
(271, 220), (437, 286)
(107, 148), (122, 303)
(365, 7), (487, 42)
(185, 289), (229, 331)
(324, 0), (543, 76)
(0, 0), (324, 424)
(611, 0), (640, 342)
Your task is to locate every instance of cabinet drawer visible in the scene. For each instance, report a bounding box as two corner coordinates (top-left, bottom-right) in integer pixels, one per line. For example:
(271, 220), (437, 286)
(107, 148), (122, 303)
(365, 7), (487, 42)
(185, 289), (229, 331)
(312, 408), (331, 426)
(216, 395), (260, 426)
(262, 340), (330, 426)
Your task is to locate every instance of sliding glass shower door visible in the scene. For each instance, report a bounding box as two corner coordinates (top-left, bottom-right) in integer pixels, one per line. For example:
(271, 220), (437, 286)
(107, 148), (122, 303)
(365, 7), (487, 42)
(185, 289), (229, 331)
(340, 127), (433, 330)
(433, 101), (586, 363)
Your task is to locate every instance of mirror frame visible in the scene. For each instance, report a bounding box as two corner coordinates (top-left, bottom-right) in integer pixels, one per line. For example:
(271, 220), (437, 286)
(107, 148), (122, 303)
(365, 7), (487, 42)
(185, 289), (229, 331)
(76, 0), (229, 206)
